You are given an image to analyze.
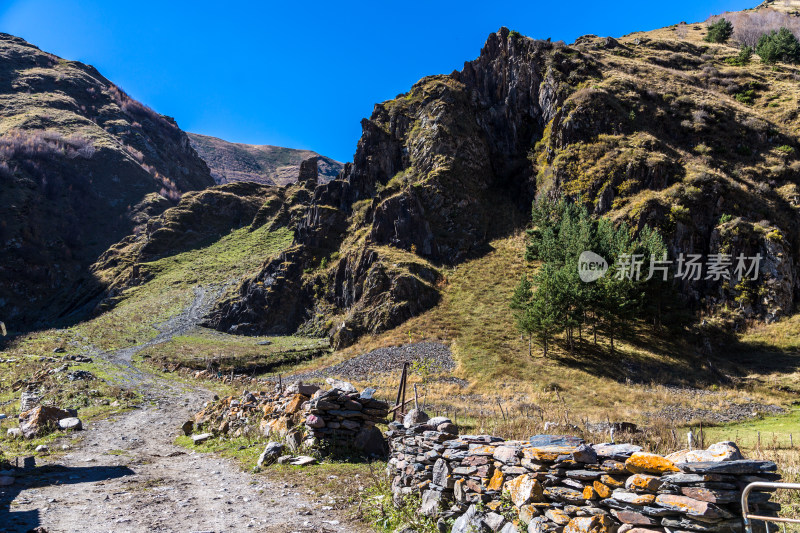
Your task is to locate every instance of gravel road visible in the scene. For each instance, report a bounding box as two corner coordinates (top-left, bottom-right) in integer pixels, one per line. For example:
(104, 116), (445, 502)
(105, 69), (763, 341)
(1, 287), (368, 533)
(278, 341), (455, 383)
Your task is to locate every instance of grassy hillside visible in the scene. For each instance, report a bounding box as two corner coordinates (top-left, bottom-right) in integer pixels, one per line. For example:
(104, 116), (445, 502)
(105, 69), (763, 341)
(188, 132), (343, 186)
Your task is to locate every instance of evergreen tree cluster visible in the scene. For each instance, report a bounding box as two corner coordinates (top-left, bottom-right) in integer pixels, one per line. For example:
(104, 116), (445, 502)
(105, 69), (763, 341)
(511, 199), (670, 357)
(705, 18), (734, 43)
(755, 27), (800, 64)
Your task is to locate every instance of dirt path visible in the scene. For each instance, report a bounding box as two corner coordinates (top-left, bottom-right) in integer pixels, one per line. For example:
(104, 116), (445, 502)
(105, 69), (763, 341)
(2, 288), (366, 533)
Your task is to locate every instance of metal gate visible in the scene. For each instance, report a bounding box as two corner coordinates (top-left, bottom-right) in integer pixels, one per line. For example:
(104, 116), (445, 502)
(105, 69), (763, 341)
(743, 482), (800, 533)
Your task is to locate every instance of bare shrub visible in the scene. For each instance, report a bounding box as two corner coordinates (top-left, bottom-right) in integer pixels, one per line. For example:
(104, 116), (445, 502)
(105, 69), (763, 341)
(0, 130), (95, 161)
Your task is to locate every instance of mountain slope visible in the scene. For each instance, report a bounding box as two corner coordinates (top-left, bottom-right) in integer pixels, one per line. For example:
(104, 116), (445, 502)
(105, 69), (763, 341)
(187, 132), (343, 186)
(0, 33), (214, 330)
(205, 18), (800, 348)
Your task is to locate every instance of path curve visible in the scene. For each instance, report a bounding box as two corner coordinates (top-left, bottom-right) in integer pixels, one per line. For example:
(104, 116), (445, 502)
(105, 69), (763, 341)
(2, 287), (365, 533)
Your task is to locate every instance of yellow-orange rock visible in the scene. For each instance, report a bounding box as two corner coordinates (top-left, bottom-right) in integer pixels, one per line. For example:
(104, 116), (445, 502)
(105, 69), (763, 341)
(523, 445), (578, 462)
(626, 473), (662, 492)
(487, 468), (504, 491)
(504, 474), (545, 507)
(625, 452), (679, 474)
(593, 481), (612, 498)
(519, 504), (539, 525)
(583, 485), (598, 500)
(469, 445), (497, 456)
(600, 475), (626, 488)
(565, 515), (615, 533)
(284, 394), (308, 414)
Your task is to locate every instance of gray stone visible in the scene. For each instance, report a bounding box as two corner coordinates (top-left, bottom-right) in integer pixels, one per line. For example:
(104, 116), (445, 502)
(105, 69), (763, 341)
(678, 460), (777, 474)
(420, 489), (444, 517)
(661, 517), (743, 532)
(566, 469), (602, 480)
(290, 455), (317, 466)
(0, 476), (13, 486)
(57, 417), (82, 431)
(191, 433), (213, 444)
(403, 409), (430, 428)
(572, 444), (598, 464)
(257, 441), (284, 466)
(592, 443), (643, 460)
(6, 428), (21, 438)
(428, 416), (452, 427)
(432, 458), (453, 488)
(452, 505), (490, 533)
(501, 524), (519, 533)
(529, 434), (585, 447)
(325, 378), (357, 393)
(483, 512), (507, 532)
(35, 445), (48, 454)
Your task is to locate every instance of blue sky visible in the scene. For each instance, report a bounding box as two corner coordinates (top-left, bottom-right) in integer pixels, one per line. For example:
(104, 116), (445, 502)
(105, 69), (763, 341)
(1, 0), (756, 162)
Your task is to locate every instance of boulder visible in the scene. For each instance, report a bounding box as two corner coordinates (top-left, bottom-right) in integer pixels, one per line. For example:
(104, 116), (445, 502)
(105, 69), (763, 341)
(19, 405), (73, 439)
(353, 426), (388, 457)
(181, 420), (193, 436)
(403, 409), (429, 428)
(6, 428), (21, 439)
(257, 442), (284, 466)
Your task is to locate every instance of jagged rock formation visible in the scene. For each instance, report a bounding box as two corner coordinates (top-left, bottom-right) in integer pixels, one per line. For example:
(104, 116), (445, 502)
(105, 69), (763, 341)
(0, 33), (214, 329)
(187, 132), (343, 186)
(207, 24), (800, 345)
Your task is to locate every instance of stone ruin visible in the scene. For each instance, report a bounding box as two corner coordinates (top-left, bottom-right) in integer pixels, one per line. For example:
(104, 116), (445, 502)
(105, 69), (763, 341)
(191, 379), (390, 456)
(387, 417), (782, 533)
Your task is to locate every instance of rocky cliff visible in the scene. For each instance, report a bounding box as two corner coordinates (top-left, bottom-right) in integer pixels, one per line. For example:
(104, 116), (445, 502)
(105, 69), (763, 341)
(0, 33), (214, 329)
(206, 23), (800, 345)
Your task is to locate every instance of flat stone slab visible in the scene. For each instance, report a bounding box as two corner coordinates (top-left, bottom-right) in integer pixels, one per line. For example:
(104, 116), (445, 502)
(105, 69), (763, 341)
(529, 434), (585, 447)
(593, 443), (642, 460)
(678, 460), (777, 474)
(191, 433), (213, 444)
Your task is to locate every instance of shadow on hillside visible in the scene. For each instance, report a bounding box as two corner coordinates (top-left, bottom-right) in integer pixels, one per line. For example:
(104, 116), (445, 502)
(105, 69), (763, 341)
(0, 464), (135, 531)
(548, 321), (800, 388)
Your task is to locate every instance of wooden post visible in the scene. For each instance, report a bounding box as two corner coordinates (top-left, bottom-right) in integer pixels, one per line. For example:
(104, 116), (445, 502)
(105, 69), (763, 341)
(413, 384), (419, 410)
(393, 362), (409, 421)
(400, 362), (408, 419)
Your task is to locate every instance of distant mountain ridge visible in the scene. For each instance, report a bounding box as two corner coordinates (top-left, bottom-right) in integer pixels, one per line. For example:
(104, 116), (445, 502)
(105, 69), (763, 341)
(188, 133), (343, 186)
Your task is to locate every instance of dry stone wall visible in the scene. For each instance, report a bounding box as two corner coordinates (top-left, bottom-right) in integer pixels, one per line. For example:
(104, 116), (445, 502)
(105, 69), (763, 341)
(192, 379), (389, 456)
(387, 419), (781, 533)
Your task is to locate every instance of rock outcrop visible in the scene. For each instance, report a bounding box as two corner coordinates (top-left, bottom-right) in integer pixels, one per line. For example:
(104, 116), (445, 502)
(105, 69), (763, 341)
(206, 25), (800, 346)
(0, 33), (214, 329)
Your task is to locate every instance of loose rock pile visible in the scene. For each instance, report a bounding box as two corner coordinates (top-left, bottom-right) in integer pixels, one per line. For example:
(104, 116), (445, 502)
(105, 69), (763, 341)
(387, 420), (780, 533)
(192, 379), (390, 456)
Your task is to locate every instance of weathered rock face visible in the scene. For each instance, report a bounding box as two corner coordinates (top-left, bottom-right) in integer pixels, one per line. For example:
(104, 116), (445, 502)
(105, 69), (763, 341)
(205, 29), (568, 345)
(0, 33), (214, 329)
(208, 27), (800, 344)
